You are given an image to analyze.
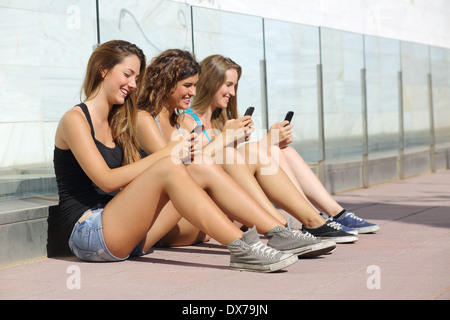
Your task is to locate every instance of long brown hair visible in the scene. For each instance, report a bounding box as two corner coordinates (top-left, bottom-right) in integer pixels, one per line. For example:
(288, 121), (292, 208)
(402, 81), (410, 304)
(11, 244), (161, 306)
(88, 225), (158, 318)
(82, 40), (146, 165)
(138, 49), (201, 126)
(190, 55), (242, 131)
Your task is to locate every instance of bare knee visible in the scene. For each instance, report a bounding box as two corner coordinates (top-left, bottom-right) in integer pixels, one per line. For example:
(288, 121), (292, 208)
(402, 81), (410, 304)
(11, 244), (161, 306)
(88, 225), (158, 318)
(160, 217), (209, 246)
(148, 156), (191, 183)
(222, 146), (247, 165)
(242, 142), (275, 170)
(282, 146), (305, 162)
(186, 155), (226, 187)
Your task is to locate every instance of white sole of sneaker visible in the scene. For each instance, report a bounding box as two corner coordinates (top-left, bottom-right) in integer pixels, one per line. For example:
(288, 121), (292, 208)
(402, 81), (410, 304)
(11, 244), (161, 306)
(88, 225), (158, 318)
(230, 254), (298, 273)
(321, 235), (358, 244)
(299, 240), (337, 258)
(281, 245), (314, 256)
(357, 225), (380, 234)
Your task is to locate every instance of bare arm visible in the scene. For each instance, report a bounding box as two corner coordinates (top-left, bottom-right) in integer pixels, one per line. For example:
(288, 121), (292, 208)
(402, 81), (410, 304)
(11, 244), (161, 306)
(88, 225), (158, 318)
(137, 110), (197, 163)
(181, 115), (254, 157)
(55, 107), (176, 193)
(260, 121), (293, 149)
(137, 110), (168, 154)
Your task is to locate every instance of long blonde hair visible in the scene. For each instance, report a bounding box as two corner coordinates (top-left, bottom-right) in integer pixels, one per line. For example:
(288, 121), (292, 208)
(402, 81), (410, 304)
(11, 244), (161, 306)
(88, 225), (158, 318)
(190, 55), (242, 131)
(82, 40), (146, 165)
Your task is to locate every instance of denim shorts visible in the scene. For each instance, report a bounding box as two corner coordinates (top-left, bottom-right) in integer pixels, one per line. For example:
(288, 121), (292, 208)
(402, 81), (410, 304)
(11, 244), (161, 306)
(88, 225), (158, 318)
(68, 205), (145, 262)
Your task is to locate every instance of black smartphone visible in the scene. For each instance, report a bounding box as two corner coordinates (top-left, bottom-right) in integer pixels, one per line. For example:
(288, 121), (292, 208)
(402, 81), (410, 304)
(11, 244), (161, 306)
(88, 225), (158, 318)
(190, 124), (204, 135)
(284, 111), (294, 125)
(244, 106), (255, 116)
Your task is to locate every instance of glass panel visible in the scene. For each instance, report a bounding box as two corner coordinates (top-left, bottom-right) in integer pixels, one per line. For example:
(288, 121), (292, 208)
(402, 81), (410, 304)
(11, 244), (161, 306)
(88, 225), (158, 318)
(320, 28), (365, 160)
(364, 36), (402, 157)
(0, 0), (97, 200)
(264, 19), (321, 162)
(430, 46), (450, 147)
(400, 41), (431, 150)
(191, 6), (265, 138)
(98, 0), (192, 59)
(2, 0), (447, 201)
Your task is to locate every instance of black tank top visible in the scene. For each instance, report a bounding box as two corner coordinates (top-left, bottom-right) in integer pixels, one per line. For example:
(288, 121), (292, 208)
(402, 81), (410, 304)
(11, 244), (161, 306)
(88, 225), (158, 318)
(53, 103), (123, 240)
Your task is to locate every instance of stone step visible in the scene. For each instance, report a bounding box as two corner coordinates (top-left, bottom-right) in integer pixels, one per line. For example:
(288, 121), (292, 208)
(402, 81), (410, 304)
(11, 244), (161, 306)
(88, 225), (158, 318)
(0, 195), (70, 267)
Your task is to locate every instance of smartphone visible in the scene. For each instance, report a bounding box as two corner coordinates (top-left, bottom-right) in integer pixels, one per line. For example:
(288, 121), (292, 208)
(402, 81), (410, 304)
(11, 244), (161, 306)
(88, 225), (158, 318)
(244, 106), (255, 116)
(284, 111), (294, 125)
(190, 124), (204, 135)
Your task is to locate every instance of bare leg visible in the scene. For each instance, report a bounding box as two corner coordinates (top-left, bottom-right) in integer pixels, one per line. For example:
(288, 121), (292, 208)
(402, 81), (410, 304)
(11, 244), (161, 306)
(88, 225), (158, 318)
(216, 147), (288, 223)
(217, 144), (326, 229)
(125, 155), (285, 250)
(102, 157), (242, 258)
(278, 146), (343, 216)
(138, 200), (208, 249)
(244, 143), (326, 228)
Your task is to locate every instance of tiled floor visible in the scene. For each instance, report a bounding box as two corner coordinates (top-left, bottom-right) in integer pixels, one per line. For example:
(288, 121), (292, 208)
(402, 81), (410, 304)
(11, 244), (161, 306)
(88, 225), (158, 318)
(1, 170), (449, 302)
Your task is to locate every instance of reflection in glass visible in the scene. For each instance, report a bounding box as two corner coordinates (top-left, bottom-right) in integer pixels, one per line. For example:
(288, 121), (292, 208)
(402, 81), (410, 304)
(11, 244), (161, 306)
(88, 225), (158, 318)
(400, 41), (431, 149)
(2, 0), (450, 201)
(99, 0), (192, 59)
(364, 36), (401, 157)
(192, 7), (265, 134)
(0, 0), (97, 199)
(321, 28), (364, 160)
(264, 19), (321, 162)
(430, 46), (450, 147)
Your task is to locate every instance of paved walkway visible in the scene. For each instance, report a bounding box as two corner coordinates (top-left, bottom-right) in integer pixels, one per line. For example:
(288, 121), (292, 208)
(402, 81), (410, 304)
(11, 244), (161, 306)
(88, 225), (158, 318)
(1, 170), (449, 302)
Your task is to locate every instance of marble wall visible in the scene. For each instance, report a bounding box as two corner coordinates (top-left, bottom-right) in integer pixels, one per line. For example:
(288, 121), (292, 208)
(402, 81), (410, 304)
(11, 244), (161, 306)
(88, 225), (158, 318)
(175, 0), (450, 50)
(0, 0), (97, 167)
(1, 0), (449, 169)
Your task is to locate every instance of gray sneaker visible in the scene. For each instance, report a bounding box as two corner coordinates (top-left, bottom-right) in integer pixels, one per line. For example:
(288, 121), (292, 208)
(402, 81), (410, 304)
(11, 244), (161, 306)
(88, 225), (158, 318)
(266, 217), (336, 257)
(227, 226), (298, 273)
(286, 218), (337, 257)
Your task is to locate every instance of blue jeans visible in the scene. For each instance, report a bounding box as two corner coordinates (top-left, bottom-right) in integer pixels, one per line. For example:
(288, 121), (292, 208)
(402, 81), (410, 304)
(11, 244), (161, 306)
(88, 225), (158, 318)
(68, 205), (144, 262)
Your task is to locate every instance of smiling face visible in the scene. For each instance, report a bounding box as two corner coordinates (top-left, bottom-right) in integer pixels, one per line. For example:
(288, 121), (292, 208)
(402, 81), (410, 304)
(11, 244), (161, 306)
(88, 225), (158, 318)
(167, 74), (199, 111)
(101, 54), (141, 106)
(211, 68), (239, 110)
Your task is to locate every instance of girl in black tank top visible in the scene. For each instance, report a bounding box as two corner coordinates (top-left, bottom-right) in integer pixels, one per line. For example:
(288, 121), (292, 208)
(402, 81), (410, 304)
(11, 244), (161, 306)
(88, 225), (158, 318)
(54, 103), (122, 240)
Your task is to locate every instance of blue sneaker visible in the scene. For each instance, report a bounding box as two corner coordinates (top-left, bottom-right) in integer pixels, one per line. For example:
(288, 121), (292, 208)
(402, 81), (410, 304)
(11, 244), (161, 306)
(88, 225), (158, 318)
(333, 211), (380, 234)
(328, 218), (358, 235)
(320, 213), (358, 235)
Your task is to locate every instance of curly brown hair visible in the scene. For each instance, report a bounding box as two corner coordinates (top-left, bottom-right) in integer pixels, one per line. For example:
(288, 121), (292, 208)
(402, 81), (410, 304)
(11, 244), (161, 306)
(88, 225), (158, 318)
(138, 49), (201, 126)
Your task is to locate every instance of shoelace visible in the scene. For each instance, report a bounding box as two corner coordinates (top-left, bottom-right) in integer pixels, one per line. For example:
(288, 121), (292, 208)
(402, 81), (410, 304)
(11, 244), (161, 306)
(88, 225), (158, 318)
(290, 228), (317, 241)
(326, 217), (349, 229)
(346, 212), (364, 222)
(301, 230), (318, 241)
(248, 241), (279, 258)
(326, 221), (343, 230)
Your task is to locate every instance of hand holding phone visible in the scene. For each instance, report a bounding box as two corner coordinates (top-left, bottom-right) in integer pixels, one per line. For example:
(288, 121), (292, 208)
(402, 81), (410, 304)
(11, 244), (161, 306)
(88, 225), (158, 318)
(244, 106), (255, 116)
(243, 106), (255, 128)
(190, 124), (204, 135)
(284, 111), (294, 126)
